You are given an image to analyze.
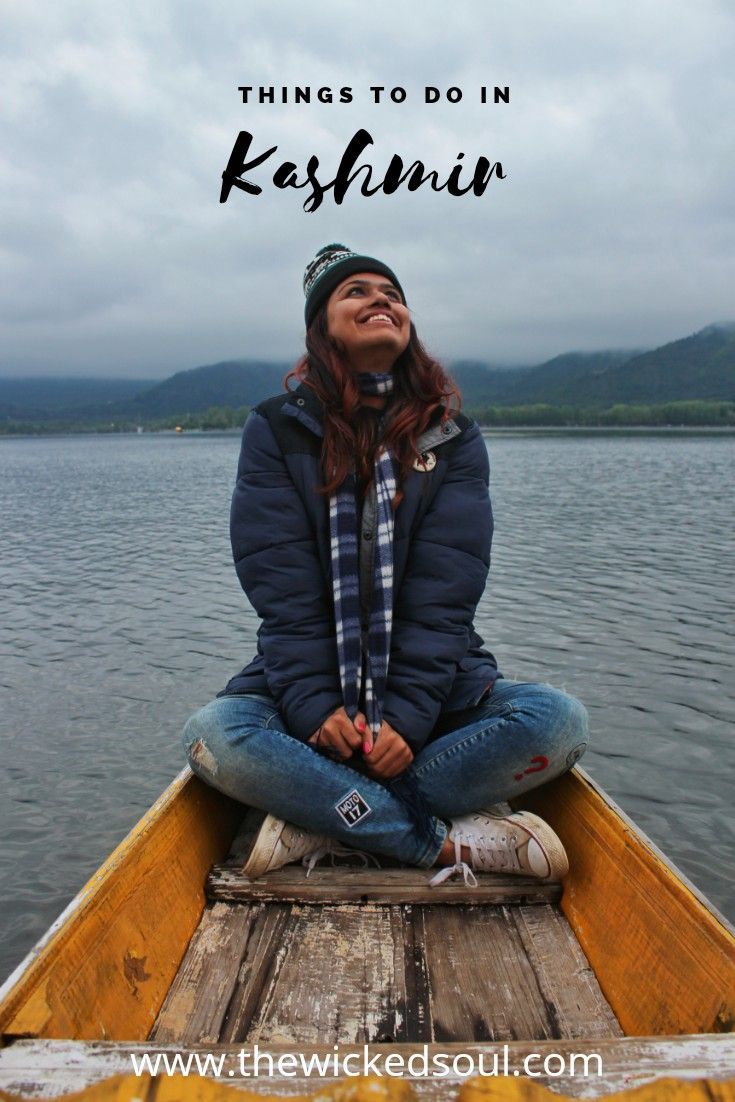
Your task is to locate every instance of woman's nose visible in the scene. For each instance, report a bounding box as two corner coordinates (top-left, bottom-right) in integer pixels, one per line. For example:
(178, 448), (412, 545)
(370, 291), (392, 307)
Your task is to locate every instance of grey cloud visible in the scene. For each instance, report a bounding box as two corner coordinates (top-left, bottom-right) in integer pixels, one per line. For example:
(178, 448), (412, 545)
(1, 0), (734, 376)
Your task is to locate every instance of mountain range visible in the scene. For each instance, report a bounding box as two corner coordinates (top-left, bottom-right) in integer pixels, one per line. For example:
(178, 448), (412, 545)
(1, 322), (734, 425)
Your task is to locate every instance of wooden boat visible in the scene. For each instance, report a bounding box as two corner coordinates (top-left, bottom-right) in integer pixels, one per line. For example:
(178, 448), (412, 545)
(0, 765), (733, 1101)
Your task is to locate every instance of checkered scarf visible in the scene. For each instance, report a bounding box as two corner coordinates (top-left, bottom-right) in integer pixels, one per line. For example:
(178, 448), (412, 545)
(330, 372), (396, 739)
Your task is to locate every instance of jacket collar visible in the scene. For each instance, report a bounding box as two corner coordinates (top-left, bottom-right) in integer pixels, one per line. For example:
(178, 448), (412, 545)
(283, 380), (462, 451)
(283, 381), (325, 437)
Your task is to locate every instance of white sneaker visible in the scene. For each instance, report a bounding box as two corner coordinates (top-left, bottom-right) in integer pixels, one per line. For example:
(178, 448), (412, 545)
(242, 813), (376, 879)
(429, 809), (569, 888)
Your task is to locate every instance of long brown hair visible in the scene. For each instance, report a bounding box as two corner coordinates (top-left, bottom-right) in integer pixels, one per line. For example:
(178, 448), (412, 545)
(283, 305), (462, 505)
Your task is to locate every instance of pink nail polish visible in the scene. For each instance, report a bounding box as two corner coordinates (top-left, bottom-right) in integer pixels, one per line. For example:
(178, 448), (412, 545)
(363, 741), (372, 754)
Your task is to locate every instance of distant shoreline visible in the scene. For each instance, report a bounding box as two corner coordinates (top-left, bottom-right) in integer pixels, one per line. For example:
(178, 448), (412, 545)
(2, 424), (734, 442)
(4, 395), (734, 436)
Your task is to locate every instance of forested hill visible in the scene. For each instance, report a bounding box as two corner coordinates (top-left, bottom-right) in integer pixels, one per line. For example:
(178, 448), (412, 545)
(0, 377), (150, 421)
(479, 325), (735, 406)
(120, 360), (291, 417)
(2, 323), (734, 430)
(518, 323), (735, 406)
(486, 351), (637, 405)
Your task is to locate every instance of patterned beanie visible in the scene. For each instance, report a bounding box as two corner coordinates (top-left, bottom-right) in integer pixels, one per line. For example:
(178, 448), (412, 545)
(303, 243), (406, 327)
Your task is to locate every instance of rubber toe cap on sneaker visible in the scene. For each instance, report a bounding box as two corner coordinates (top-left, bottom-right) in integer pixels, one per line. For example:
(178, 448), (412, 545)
(526, 838), (551, 878)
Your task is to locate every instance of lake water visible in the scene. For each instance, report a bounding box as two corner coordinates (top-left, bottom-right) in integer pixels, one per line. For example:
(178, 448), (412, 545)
(1, 429), (733, 983)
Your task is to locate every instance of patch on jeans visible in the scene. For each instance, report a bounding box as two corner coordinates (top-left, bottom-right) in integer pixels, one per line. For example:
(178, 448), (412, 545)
(565, 742), (587, 769)
(335, 789), (372, 828)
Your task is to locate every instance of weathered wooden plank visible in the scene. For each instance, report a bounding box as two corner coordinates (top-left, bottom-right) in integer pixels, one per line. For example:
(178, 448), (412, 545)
(510, 904), (623, 1039)
(149, 902), (260, 1044)
(2, 1037), (735, 1099)
(421, 904), (556, 1042)
(243, 904), (409, 1045)
(150, 895), (618, 1047)
(219, 904), (293, 1044)
(514, 768), (735, 1036)
(207, 865), (562, 905)
(0, 769), (242, 1043)
(399, 905), (433, 1044)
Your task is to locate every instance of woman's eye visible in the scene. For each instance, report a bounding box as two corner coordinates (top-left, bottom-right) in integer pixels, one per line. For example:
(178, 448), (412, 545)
(345, 285), (399, 299)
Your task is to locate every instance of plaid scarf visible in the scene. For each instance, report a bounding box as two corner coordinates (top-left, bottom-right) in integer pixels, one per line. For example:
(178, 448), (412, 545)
(328, 373), (436, 841)
(330, 372), (396, 739)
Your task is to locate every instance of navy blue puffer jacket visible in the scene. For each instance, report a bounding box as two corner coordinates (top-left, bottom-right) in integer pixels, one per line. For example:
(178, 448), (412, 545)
(219, 381), (500, 751)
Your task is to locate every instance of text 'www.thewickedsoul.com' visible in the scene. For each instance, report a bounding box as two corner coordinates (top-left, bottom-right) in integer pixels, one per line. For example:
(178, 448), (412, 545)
(129, 1043), (603, 1080)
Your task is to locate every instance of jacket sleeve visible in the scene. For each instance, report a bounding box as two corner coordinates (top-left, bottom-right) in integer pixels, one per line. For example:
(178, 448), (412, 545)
(229, 410), (343, 741)
(380, 421), (492, 751)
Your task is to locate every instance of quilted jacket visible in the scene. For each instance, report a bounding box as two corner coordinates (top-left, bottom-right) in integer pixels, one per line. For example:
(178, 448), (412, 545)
(219, 380), (500, 751)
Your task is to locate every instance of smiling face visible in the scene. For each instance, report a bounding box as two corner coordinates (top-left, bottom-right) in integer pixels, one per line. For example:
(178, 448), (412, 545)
(325, 271), (410, 369)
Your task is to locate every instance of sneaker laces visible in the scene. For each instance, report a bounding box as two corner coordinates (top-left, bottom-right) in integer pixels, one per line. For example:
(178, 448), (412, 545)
(428, 823), (522, 887)
(428, 860), (478, 888)
(301, 844), (381, 878)
(428, 832), (478, 888)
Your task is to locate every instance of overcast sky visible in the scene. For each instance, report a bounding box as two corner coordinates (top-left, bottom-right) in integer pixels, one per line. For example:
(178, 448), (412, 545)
(2, 0), (734, 378)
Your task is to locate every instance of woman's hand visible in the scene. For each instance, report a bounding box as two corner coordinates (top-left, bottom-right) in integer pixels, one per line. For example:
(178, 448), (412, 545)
(308, 707), (366, 761)
(363, 720), (414, 779)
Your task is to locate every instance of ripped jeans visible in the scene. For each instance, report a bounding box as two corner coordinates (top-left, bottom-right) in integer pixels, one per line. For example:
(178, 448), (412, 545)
(181, 678), (589, 868)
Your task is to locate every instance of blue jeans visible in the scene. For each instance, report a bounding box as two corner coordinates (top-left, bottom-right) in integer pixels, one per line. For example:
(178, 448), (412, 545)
(182, 679), (589, 869)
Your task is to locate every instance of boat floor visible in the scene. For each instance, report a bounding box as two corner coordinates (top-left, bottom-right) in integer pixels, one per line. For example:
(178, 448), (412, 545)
(149, 811), (623, 1046)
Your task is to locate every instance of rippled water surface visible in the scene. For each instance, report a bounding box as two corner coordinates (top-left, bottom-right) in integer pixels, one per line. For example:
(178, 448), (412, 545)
(1, 429), (733, 982)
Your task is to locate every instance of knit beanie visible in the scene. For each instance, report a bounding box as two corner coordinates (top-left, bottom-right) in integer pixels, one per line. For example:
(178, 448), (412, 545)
(303, 243), (406, 327)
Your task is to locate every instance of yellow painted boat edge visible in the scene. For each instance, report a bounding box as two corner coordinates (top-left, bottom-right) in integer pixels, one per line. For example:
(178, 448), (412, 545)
(514, 767), (735, 1035)
(0, 768), (242, 1043)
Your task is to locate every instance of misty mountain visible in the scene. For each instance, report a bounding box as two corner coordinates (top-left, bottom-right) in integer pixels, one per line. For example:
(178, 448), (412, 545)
(462, 324), (735, 407)
(0, 377), (153, 420)
(482, 351), (638, 405)
(110, 324), (735, 412)
(561, 323), (735, 405)
(448, 361), (532, 404)
(120, 360), (291, 418)
(3, 323), (733, 425)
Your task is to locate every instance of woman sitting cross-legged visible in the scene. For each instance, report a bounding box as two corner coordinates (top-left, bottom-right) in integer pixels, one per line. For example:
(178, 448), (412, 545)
(182, 244), (589, 886)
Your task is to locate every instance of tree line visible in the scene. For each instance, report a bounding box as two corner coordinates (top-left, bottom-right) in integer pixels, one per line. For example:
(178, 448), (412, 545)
(2, 400), (734, 436)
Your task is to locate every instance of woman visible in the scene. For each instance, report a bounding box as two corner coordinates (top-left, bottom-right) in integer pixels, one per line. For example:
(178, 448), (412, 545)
(182, 244), (589, 886)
